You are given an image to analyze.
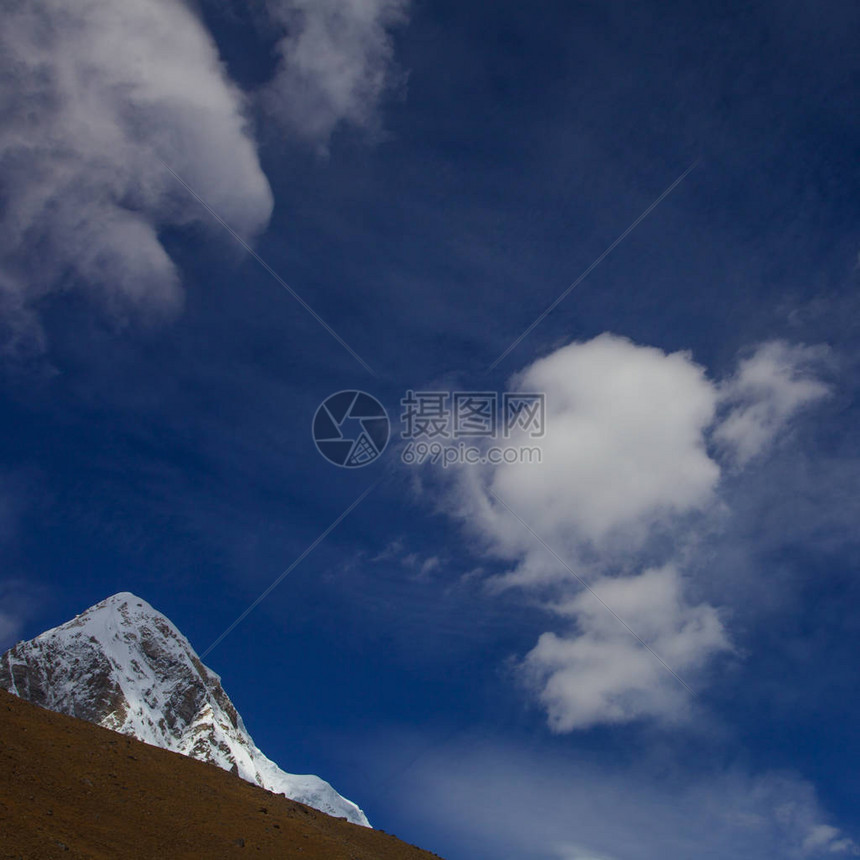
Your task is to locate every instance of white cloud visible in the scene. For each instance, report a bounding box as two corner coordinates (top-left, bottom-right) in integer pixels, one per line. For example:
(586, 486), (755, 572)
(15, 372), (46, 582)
(714, 341), (831, 466)
(442, 334), (829, 731)
(0, 282), (48, 362)
(523, 566), (730, 731)
(457, 335), (720, 575)
(0, 0), (274, 355)
(449, 334), (728, 730)
(371, 538), (444, 580)
(264, 0), (408, 146)
(803, 825), (860, 855)
(554, 846), (617, 860)
(386, 738), (858, 860)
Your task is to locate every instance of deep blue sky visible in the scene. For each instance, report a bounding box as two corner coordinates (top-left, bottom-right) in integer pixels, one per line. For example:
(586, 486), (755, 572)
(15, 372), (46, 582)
(2, 0), (860, 857)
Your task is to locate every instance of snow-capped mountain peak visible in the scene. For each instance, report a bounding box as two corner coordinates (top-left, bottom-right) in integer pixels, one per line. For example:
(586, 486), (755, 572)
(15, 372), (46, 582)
(0, 592), (369, 827)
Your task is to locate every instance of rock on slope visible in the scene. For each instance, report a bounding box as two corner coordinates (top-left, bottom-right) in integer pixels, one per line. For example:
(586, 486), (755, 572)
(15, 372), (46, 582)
(0, 592), (369, 827)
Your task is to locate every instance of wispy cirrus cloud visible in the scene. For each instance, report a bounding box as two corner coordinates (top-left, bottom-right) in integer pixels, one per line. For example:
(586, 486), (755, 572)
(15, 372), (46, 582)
(263, 0), (409, 148)
(385, 736), (859, 860)
(715, 340), (832, 467)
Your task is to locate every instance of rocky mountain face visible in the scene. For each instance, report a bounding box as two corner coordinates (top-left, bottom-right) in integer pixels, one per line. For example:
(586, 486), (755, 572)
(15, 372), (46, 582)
(0, 592), (369, 827)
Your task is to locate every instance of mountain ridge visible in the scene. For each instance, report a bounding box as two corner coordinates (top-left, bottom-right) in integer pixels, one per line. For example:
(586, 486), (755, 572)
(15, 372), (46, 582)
(0, 591), (369, 826)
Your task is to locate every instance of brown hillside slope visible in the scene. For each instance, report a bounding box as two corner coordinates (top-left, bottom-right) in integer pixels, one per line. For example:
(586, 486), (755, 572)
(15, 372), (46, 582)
(0, 690), (441, 860)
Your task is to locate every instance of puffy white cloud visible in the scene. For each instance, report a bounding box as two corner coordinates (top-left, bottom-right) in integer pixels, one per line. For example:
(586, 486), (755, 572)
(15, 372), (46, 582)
(264, 0), (408, 146)
(523, 566), (730, 731)
(0, 0), (274, 355)
(443, 334), (829, 731)
(0, 0), (413, 356)
(715, 341), (831, 466)
(473, 334), (720, 561)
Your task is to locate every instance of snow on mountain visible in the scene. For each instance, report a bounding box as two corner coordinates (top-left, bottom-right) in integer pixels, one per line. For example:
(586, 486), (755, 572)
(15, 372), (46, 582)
(0, 592), (370, 827)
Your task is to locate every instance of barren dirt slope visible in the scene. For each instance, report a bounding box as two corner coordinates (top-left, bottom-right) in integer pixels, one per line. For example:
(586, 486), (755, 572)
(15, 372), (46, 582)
(0, 690), (442, 860)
